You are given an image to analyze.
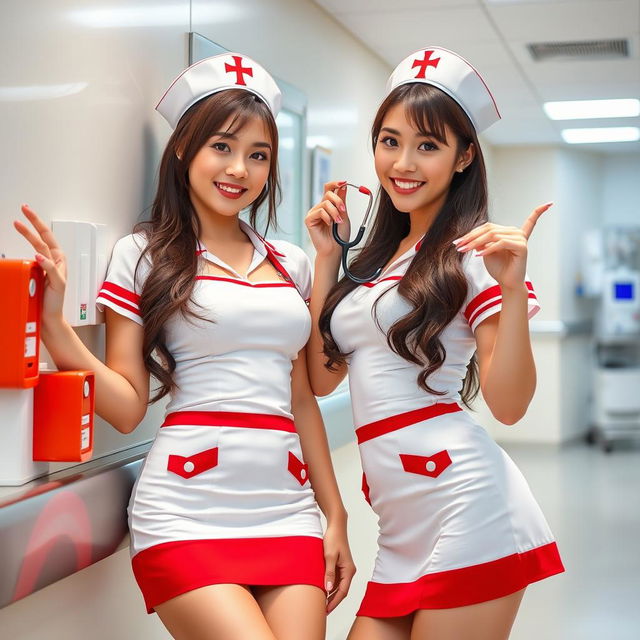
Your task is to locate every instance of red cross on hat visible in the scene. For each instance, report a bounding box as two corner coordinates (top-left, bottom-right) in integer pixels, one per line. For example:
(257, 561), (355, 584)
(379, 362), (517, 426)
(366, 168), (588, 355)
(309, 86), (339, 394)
(224, 55), (254, 86)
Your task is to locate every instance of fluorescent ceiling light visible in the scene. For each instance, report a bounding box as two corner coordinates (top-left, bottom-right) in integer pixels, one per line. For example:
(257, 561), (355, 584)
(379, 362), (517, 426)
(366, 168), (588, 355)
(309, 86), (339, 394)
(561, 127), (640, 144)
(544, 99), (640, 120)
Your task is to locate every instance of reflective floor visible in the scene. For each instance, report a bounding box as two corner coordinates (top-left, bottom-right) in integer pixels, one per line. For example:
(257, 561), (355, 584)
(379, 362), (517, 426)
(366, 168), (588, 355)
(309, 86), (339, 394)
(504, 440), (640, 640)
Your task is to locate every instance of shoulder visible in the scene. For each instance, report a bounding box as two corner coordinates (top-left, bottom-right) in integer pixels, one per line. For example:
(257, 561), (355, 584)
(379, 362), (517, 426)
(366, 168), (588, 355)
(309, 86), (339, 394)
(268, 239), (311, 273)
(112, 232), (149, 258)
(267, 239), (312, 300)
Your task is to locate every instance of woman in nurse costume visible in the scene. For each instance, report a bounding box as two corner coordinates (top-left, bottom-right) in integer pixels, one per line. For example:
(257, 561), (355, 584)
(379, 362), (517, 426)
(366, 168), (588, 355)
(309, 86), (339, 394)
(15, 53), (354, 639)
(304, 47), (564, 639)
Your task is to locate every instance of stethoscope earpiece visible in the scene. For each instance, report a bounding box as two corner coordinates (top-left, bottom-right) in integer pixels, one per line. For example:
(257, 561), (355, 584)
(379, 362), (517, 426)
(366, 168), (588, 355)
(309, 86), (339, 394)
(332, 183), (382, 284)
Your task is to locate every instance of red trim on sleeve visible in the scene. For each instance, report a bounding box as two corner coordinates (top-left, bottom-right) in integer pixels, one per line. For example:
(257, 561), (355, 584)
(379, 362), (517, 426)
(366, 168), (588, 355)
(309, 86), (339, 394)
(97, 292), (141, 317)
(100, 281), (141, 305)
(464, 282), (536, 328)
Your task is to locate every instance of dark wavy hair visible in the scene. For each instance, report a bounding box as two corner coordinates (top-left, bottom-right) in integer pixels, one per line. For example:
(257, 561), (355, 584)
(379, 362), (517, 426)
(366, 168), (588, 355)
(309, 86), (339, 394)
(319, 83), (489, 407)
(134, 89), (280, 401)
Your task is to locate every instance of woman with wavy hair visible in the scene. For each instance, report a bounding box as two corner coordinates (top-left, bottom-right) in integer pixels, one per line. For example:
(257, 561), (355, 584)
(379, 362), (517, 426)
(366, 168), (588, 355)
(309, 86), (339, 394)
(15, 53), (354, 639)
(305, 47), (564, 640)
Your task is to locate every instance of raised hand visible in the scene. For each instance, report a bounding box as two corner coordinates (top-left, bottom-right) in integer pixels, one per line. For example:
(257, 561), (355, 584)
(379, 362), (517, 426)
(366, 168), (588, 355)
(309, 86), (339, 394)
(14, 204), (67, 321)
(304, 181), (351, 259)
(453, 203), (552, 290)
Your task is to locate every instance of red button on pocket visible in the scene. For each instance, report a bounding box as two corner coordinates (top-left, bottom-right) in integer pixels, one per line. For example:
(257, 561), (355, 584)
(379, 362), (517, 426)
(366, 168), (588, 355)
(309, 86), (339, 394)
(288, 451), (309, 486)
(361, 472), (372, 505)
(399, 450), (452, 478)
(167, 447), (219, 479)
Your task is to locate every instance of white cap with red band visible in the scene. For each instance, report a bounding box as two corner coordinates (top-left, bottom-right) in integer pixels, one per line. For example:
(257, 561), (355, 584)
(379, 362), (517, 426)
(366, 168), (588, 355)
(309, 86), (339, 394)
(156, 53), (282, 129)
(386, 47), (501, 133)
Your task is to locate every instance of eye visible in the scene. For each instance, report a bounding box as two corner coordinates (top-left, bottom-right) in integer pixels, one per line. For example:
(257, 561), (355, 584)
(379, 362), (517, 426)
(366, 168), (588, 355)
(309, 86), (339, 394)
(251, 151), (269, 161)
(379, 136), (398, 148)
(211, 142), (230, 152)
(419, 141), (438, 151)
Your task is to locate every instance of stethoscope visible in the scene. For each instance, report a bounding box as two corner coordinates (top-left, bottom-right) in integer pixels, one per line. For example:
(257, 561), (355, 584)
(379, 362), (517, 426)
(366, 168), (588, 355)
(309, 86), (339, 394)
(331, 183), (383, 284)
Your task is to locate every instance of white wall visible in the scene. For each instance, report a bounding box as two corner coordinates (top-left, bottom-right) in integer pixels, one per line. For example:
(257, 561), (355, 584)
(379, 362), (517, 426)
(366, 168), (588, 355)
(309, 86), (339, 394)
(477, 146), (603, 445)
(601, 153), (640, 225)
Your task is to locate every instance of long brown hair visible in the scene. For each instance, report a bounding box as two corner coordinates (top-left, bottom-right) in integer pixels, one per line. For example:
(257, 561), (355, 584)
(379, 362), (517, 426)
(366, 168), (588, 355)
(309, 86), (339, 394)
(135, 89), (280, 401)
(320, 83), (488, 407)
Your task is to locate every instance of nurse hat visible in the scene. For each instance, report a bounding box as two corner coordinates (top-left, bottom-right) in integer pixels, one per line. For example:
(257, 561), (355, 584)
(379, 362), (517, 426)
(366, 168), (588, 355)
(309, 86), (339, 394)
(386, 47), (500, 133)
(156, 52), (282, 128)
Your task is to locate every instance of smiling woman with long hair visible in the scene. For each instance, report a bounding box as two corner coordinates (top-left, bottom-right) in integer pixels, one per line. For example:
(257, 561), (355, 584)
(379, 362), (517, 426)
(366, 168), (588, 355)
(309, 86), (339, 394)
(15, 53), (354, 640)
(305, 47), (564, 640)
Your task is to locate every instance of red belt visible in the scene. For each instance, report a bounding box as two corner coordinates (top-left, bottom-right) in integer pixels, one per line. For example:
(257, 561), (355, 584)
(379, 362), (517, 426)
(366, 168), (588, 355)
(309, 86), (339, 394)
(356, 402), (462, 444)
(162, 410), (296, 433)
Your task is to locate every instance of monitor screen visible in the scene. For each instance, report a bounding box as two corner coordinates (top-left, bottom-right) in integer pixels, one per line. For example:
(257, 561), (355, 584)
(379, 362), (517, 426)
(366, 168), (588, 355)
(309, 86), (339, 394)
(614, 282), (634, 300)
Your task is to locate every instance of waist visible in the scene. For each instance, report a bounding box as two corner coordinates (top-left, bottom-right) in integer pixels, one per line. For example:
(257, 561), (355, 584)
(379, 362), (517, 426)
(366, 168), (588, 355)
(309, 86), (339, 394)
(355, 402), (462, 444)
(162, 410), (296, 433)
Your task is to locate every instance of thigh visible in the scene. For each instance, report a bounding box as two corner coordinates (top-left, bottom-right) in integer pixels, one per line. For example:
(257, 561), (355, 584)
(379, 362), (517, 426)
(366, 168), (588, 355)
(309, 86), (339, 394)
(155, 583), (276, 640)
(411, 589), (526, 640)
(347, 614), (414, 640)
(252, 584), (326, 640)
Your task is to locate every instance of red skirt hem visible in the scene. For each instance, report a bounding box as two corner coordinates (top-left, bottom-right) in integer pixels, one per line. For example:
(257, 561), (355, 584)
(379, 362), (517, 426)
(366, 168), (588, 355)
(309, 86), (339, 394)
(357, 541), (564, 618)
(132, 535), (325, 613)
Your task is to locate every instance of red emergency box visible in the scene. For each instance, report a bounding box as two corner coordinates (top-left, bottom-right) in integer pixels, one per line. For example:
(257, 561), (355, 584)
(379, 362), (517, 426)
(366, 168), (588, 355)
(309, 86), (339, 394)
(0, 260), (44, 388)
(33, 370), (95, 462)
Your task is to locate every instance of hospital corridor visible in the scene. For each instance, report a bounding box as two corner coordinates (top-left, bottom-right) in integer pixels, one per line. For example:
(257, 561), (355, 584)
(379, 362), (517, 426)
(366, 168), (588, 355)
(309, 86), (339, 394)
(0, 1), (639, 639)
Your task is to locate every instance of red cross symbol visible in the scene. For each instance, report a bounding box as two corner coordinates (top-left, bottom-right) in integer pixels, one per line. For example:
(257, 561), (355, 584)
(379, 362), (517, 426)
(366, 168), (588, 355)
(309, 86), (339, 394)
(412, 50), (441, 79)
(224, 55), (253, 86)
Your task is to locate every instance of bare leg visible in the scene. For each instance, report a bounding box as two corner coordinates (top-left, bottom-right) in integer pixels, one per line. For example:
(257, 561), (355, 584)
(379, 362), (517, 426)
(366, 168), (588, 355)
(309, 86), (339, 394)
(155, 583), (277, 640)
(347, 614), (414, 640)
(410, 589), (526, 640)
(252, 584), (327, 640)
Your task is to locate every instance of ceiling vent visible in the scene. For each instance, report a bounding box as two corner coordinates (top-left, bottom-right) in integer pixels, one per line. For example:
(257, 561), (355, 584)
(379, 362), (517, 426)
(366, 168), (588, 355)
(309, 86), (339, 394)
(527, 39), (629, 62)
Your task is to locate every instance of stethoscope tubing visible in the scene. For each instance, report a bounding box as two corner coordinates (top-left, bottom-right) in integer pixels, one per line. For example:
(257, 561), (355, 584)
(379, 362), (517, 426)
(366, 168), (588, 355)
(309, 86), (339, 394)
(331, 183), (383, 284)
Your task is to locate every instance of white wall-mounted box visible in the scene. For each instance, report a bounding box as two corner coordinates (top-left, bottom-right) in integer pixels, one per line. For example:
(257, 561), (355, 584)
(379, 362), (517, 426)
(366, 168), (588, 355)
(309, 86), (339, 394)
(51, 221), (107, 326)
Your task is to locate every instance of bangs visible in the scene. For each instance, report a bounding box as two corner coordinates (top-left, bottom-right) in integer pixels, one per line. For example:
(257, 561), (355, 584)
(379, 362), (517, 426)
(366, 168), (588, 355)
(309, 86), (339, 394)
(402, 84), (450, 145)
(222, 93), (275, 141)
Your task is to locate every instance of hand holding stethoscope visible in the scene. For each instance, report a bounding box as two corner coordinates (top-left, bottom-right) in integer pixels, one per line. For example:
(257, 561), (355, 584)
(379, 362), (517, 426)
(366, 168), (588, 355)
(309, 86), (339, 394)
(305, 180), (380, 283)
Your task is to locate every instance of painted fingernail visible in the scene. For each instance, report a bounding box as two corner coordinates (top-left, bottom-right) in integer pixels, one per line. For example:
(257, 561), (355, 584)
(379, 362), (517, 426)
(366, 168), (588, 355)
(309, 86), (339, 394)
(339, 203), (346, 213)
(336, 216), (343, 223)
(35, 254), (44, 262)
(452, 238), (462, 245)
(326, 581), (333, 592)
(338, 181), (347, 186)
(456, 245), (469, 252)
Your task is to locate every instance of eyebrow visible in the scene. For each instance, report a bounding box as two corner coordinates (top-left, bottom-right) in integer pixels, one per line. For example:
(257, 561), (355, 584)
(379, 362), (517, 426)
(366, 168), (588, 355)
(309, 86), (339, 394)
(211, 132), (272, 149)
(380, 126), (438, 139)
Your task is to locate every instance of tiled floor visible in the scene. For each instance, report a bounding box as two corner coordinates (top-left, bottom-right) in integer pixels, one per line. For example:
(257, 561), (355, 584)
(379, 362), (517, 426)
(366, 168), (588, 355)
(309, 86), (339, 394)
(503, 440), (640, 640)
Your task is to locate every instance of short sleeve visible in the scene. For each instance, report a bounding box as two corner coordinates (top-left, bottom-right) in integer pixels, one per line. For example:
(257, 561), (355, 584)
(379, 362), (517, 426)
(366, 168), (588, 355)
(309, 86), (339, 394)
(462, 251), (540, 332)
(96, 233), (150, 325)
(268, 240), (312, 303)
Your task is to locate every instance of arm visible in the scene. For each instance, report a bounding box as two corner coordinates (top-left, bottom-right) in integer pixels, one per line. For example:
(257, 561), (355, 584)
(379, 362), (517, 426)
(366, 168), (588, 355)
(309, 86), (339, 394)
(474, 285), (536, 425)
(15, 205), (149, 433)
(304, 180), (350, 396)
(306, 254), (348, 397)
(290, 347), (355, 612)
(454, 203), (551, 426)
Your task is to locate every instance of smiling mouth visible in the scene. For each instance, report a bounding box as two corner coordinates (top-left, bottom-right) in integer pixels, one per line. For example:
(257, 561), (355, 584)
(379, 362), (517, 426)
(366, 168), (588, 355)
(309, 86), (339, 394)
(390, 178), (425, 194)
(214, 181), (248, 199)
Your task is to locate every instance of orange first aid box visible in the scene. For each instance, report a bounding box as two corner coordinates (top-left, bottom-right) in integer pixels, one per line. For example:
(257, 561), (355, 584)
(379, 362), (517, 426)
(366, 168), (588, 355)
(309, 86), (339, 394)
(33, 371), (95, 462)
(0, 260), (44, 387)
